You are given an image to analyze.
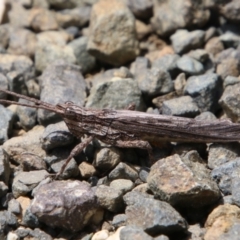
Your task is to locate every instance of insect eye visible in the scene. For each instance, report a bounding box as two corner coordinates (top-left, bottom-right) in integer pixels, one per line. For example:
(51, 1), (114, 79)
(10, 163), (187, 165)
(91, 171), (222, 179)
(65, 107), (75, 116)
(65, 101), (74, 105)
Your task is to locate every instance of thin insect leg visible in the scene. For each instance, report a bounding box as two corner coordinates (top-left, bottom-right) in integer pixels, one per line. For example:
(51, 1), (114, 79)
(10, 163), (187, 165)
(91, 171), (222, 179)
(115, 139), (155, 164)
(55, 136), (93, 179)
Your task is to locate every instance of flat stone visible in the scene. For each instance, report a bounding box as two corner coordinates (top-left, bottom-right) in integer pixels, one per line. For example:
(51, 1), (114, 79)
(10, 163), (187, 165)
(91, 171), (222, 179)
(162, 95), (199, 117)
(124, 191), (188, 235)
(176, 56), (204, 75)
(147, 153), (221, 207)
(95, 185), (124, 213)
(171, 29), (205, 54)
(30, 180), (98, 232)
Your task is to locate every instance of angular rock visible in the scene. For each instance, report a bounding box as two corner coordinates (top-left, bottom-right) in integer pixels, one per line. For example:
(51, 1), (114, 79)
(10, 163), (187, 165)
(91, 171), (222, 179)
(171, 29), (205, 54)
(12, 170), (49, 198)
(0, 24), (10, 49)
(231, 177), (240, 207)
(35, 43), (76, 73)
(30, 180), (98, 232)
(216, 58), (240, 80)
(3, 125), (46, 164)
(87, 0), (139, 66)
(161, 95), (199, 117)
(184, 73), (222, 113)
(205, 37), (224, 57)
(79, 161), (97, 179)
(55, 6), (91, 28)
(95, 185), (124, 212)
(0, 210), (18, 235)
(220, 0), (240, 23)
(93, 147), (122, 170)
(109, 179), (134, 194)
(211, 158), (240, 195)
(124, 191), (188, 235)
(112, 214), (127, 229)
(219, 83), (240, 122)
(0, 181), (8, 198)
(176, 56), (204, 75)
(204, 204), (240, 240)
(127, 0), (153, 20)
(152, 54), (180, 78)
(40, 121), (75, 150)
(37, 60), (87, 124)
(7, 28), (37, 59)
(68, 36), (96, 74)
(86, 77), (145, 111)
(137, 67), (174, 98)
(151, 0), (209, 36)
(0, 54), (34, 85)
(187, 49), (209, 63)
(223, 75), (240, 89)
(208, 142), (240, 169)
(108, 162), (138, 182)
(147, 153), (221, 207)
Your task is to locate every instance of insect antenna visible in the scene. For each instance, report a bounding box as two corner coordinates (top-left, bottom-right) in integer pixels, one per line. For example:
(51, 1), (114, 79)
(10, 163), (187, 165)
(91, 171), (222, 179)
(0, 88), (64, 115)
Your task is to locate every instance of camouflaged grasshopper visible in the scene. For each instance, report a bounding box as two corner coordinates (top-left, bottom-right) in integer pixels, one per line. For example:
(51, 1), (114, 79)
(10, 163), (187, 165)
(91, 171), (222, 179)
(1, 88), (240, 178)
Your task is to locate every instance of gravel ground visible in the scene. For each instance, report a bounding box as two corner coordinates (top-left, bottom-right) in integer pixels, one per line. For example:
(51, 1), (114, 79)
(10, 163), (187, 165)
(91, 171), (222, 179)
(1, 0), (240, 239)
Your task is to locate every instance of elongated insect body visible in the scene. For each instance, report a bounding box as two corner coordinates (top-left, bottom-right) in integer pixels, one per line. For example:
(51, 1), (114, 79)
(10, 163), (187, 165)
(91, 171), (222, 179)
(1, 88), (240, 177)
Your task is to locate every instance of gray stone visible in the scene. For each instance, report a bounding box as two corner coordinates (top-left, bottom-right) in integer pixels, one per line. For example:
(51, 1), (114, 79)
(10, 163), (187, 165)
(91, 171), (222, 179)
(37, 60), (87, 125)
(110, 179), (134, 194)
(16, 98), (37, 130)
(151, 0), (209, 36)
(219, 83), (240, 122)
(86, 77), (145, 111)
(93, 147), (122, 171)
(95, 185), (124, 213)
(7, 27), (37, 59)
(108, 162), (138, 182)
(112, 214), (127, 229)
(127, 0), (153, 20)
(120, 226), (153, 240)
(152, 54), (180, 78)
(137, 67), (173, 97)
(184, 73), (221, 112)
(30, 180), (98, 232)
(216, 58), (240, 80)
(223, 76), (240, 88)
(0, 73), (8, 98)
(124, 191), (188, 235)
(44, 147), (79, 179)
(41, 121), (75, 150)
(0, 105), (14, 144)
(22, 207), (40, 228)
(29, 228), (53, 240)
(219, 32), (240, 49)
(174, 73), (186, 95)
(154, 235), (169, 240)
(3, 126), (46, 165)
(162, 95), (199, 117)
(12, 170), (49, 198)
(171, 29), (205, 54)
(0, 210), (18, 235)
(139, 167), (150, 183)
(55, 6), (91, 28)
(194, 111), (217, 121)
(176, 56), (204, 75)
(208, 143), (240, 169)
(220, 1), (240, 23)
(0, 24), (10, 49)
(187, 49), (209, 63)
(0, 147), (10, 185)
(35, 43), (76, 73)
(0, 181), (8, 198)
(68, 36), (96, 74)
(211, 158), (240, 195)
(148, 153), (221, 207)
(8, 199), (21, 215)
(87, 0), (139, 66)
(232, 177), (240, 207)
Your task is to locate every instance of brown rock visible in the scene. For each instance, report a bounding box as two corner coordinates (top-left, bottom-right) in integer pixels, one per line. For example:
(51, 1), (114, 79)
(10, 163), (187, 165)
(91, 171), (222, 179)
(216, 58), (240, 80)
(79, 161), (97, 178)
(147, 153), (220, 207)
(205, 37), (224, 57)
(204, 204), (240, 240)
(87, 0), (139, 66)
